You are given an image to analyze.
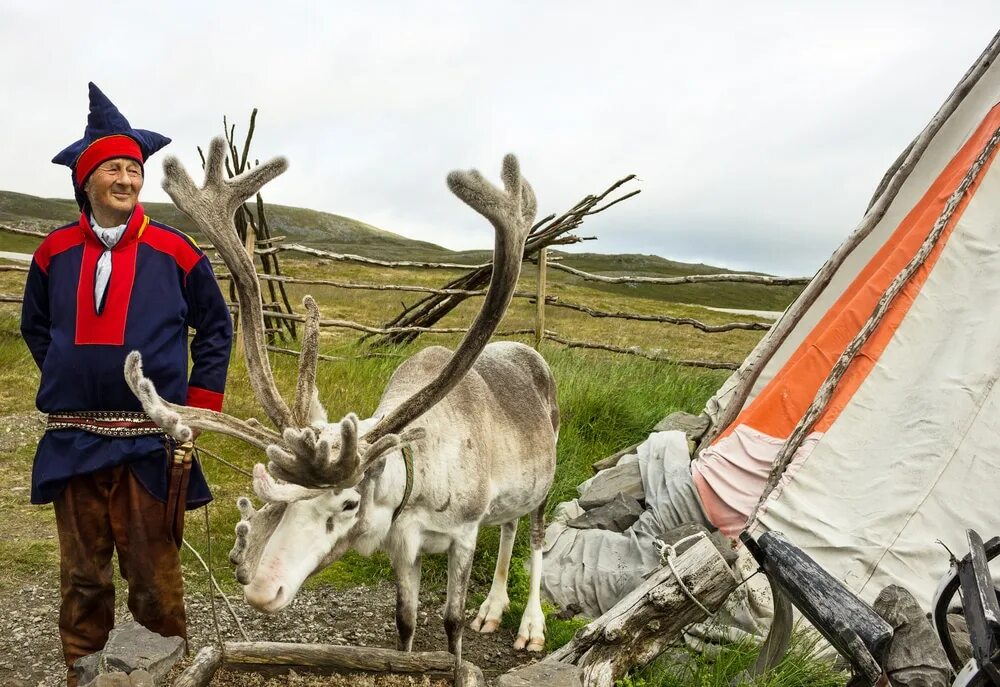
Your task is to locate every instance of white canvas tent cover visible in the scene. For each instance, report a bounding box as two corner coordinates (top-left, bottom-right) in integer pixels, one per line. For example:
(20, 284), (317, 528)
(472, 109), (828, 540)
(695, 29), (1000, 612)
(541, 31), (1000, 620)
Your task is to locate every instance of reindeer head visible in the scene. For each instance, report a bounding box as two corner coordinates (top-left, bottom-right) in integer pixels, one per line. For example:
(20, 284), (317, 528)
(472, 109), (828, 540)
(125, 139), (536, 613)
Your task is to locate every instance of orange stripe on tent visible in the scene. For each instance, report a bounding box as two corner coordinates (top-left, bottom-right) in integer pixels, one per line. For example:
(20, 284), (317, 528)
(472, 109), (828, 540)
(715, 101), (1000, 443)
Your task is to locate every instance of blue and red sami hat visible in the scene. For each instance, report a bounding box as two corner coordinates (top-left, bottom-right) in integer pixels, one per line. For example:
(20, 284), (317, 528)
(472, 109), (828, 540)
(52, 82), (171, 207)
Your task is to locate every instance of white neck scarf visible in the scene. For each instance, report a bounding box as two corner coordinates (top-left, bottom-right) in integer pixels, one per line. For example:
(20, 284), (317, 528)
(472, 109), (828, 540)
(90, 215), (128, 313)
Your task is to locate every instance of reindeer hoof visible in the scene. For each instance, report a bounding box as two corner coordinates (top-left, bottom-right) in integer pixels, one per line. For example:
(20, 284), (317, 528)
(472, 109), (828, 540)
(471, 618), (500, 634)
(513, 634), (545, 651)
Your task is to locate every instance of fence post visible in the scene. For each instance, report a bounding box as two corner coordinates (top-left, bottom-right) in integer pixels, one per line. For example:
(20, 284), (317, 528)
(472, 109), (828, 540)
(234, 220), (256, 358)
(534, 248), (547, 349)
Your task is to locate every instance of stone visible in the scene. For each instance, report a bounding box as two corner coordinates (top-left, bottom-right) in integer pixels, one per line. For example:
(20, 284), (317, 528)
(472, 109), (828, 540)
(946, 613), (972, 666)
(99, 622), (185, 683)
(873, 585), (950, 687)
(566, 493), (644, 531)
(496, 661), (583, 687)
(591, 442), (640, 473)
(653, 412), (711, 442)
(74, 652), (102, 686)
(82, 674), (131, 687)
(577, 460), (644, 509)
(127, 669), (155, 687)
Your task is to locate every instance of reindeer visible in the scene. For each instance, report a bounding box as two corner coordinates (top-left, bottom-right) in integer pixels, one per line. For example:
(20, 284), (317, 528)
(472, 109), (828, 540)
(123, 139), (558, 675)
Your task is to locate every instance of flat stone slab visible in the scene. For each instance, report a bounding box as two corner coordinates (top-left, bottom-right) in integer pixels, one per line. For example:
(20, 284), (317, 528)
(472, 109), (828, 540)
(566, 493), (644, 531)
(653, 411), (711, 441)
(577, 460), (644, 510)
(100, 622), (184, 683)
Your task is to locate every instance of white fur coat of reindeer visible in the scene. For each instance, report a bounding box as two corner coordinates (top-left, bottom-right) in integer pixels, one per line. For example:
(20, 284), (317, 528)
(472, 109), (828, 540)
(125, 139), (559, 675)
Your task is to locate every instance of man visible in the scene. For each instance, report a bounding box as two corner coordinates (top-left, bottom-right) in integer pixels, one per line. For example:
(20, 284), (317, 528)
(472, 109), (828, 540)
(20, 83), (233, 686)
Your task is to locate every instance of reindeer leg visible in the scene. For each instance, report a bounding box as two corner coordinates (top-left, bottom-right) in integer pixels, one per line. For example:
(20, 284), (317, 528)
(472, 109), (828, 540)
(514, 502), (546, 652)
(471, 519), (517, 634)
(445, 535), (476, 684)
(392, 551), (422, 652)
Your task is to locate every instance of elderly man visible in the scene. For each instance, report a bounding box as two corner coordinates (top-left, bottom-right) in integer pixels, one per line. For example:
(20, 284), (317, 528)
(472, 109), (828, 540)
(20, 83), (232, 686)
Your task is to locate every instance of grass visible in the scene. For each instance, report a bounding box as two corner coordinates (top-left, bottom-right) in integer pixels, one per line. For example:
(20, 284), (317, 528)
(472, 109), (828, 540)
(621, 631), (846, 687)
(0, 223), (822, 684)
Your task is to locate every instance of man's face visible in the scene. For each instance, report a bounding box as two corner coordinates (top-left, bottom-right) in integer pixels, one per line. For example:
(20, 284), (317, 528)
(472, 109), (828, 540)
(84, 157), (144, 221)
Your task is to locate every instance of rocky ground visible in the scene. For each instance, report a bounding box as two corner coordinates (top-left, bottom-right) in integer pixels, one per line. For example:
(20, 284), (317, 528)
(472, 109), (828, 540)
(1, 571), (536, 686)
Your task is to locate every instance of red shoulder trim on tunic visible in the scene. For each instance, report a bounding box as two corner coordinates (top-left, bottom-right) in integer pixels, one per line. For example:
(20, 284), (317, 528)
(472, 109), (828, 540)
(34, 224), (84, 274)
(141, 223), (203, 275)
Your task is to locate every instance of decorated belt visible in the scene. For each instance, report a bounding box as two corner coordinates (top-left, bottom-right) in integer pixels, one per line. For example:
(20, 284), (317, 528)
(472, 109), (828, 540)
(45, 411), (165, 437)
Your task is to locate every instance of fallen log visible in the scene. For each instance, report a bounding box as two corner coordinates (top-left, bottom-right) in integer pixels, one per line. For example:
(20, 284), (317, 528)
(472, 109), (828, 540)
(172, 645), (222, 687)
(500, 535), (738, 687)
(218, 642), (485, 685)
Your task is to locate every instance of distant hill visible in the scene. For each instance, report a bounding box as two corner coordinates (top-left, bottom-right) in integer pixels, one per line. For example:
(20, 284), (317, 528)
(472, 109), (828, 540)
(0, 190), (804, 311)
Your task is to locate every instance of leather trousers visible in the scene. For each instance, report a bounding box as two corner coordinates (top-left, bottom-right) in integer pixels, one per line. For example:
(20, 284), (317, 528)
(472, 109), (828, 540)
(53, 464), (186, 686)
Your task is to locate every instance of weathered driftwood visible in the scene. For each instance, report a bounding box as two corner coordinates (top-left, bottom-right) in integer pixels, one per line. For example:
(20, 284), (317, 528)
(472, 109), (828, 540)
(747, 122), (1000, 526)
(743, 532), (893, 678)
(220, 642), (484, 684)
(499, 536), (737, 687)
(698, 29), (1000, 452)
(548, 262), (809, 286)
(172, 645), (222, 687)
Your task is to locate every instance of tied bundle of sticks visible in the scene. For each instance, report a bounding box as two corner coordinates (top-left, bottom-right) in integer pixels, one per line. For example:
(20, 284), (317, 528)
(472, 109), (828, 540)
(366, 175), (640, 347)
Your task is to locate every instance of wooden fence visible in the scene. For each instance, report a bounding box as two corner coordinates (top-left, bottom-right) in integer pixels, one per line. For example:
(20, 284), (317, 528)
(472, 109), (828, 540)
(0, 222), (808, 371)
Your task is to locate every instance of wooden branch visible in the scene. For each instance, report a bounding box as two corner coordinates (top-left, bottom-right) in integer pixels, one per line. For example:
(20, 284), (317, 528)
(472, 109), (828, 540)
(747, 121), (1000, 528)
(543, 297), (771, 332)
(0, 224), (46, 238)
(172, 645), (223, 687)
(268, 243), (486, 270)
(221, 642), (484, 684)
(369, 175), (642, 347)
(0, 265), (29, 272)
(542, 332), (739, 370)
(698, 29), (1000, 451)
(549, 262), (809, 286)
(217, 271), (493, 297)
(500, 536), (737, 687)
(0, 294), (24, 303)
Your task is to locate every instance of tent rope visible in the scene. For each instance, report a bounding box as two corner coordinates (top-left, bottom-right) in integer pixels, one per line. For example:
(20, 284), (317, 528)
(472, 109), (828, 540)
(745, 121), (1000, 531)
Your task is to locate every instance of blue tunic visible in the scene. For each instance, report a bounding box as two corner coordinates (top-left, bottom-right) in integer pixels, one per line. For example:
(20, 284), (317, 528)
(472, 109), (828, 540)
(20, 205), (233, 508)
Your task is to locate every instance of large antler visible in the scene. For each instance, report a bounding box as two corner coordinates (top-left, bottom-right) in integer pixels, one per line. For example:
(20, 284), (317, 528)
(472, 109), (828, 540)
(164, 138), (295, 430)
(266, 154), (535, 488)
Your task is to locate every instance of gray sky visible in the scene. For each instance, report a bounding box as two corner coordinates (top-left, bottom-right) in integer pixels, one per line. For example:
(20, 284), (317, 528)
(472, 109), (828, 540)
(2, 2), (999, 276)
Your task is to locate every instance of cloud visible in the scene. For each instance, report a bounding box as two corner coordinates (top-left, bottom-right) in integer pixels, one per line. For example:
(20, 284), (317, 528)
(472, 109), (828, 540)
(1, 1), (998, 274)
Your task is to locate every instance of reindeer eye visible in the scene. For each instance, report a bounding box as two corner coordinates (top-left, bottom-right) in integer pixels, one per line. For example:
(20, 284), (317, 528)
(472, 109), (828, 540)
(342, 500), (359, 512)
